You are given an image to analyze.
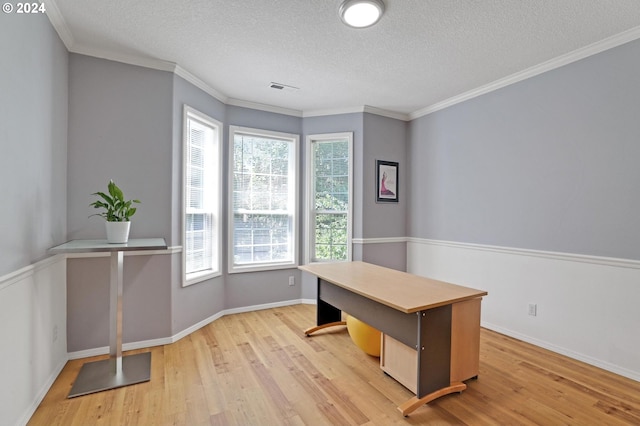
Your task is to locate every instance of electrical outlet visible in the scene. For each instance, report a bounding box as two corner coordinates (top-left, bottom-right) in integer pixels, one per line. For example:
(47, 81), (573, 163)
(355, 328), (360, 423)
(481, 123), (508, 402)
(53, 325), (58, 343)
(288, 276), (295, 286)
(528, 303), (537, 317)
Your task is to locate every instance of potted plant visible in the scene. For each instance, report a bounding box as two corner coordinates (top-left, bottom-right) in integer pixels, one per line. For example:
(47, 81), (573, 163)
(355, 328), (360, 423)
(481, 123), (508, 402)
(89, 179), (141, 243)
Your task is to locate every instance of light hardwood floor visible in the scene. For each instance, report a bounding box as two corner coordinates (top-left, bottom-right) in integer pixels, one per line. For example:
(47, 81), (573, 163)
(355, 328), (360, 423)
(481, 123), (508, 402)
(29, 304), (640, 425)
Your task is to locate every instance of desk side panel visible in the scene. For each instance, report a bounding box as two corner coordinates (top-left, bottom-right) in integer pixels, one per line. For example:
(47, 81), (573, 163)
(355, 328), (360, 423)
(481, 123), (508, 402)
(450, 298), (482, 382)
(317, 278), (342, 325)
(417, 305), (452, 397)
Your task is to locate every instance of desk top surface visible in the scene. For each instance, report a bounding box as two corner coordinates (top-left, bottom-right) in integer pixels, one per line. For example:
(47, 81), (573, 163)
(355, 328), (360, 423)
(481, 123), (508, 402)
(299, 261), (487, 314)
(49, 238), (167, 253)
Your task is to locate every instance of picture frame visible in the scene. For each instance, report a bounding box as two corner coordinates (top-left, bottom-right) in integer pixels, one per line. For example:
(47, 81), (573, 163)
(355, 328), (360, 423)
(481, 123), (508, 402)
(376, 160), (399, 203)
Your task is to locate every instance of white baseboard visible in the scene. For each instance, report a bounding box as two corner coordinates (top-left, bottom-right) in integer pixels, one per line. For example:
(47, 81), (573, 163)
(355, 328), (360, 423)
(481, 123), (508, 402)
(222, 298), (306, 315)
(16, 357), (68, 426)
(482, 322), (640, 382)
(68, 299), (310, 359)
(68, 336), (177, 360)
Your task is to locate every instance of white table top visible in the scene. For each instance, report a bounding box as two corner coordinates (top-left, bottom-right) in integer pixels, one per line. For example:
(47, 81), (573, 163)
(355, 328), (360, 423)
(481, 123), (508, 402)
(49, 238), (167, 254)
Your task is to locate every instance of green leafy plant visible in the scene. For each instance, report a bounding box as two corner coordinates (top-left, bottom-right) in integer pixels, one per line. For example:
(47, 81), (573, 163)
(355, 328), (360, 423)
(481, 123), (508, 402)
(90, 179), (140, 222)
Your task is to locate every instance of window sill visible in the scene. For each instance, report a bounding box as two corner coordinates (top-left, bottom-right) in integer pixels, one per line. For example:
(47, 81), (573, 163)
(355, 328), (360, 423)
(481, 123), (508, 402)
(228, 261), (299, 274)
(184, 270), (221, 287)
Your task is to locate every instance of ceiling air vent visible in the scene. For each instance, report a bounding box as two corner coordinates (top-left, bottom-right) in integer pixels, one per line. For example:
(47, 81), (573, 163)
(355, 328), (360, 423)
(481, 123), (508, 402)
(269, 82), (299, 91)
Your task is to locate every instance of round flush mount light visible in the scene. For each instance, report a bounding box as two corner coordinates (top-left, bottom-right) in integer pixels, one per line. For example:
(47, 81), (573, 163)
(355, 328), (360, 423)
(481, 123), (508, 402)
(339, 0), (385, 29)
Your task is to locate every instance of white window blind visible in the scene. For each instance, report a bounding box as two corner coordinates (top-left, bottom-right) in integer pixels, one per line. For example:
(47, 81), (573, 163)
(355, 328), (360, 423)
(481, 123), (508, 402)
(183, 107), (221, 285)
(229, 126), (299, 272)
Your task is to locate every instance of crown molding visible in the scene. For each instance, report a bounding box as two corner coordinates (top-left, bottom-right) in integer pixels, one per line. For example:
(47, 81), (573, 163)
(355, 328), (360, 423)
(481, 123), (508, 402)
(226, 98), (303, 117)
(363, 106), (410, 121)
(44, 0), (177, 73)
(44, 0), (640, 123)
(44, 0), (74, 49)
(301, 105), (410, 121)
(410, 25), (640, 120)
(302, 106), (365, 118)
(174, 66), (228, 104)
(70, 44), (177, 72)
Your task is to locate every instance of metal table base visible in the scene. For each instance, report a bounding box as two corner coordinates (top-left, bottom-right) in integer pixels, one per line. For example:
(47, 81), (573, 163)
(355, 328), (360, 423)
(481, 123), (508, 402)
(68, 352), (151, 398)
(48, 239), (167, 398)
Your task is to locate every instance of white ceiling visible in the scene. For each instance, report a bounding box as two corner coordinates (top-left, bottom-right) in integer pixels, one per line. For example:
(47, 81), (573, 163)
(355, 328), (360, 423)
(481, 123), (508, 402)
(49, 0), (640, 119)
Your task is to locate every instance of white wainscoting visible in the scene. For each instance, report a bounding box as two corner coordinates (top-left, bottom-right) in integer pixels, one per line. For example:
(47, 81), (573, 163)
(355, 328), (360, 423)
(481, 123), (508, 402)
(0, 255), (68, 426)
(407, 238), (640, 382)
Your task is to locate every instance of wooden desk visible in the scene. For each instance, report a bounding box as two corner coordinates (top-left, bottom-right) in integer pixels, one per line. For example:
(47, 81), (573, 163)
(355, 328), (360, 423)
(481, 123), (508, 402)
(299, 261), (487, 416)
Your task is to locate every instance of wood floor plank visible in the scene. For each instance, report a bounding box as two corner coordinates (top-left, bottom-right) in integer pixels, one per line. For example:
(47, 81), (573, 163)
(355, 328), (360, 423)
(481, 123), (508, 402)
(28, 305), (640, 425)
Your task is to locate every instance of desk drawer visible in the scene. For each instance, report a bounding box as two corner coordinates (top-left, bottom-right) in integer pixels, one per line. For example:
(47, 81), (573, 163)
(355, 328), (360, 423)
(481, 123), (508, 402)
(380, 333), (417, 393)
(380, 297), (482, 393)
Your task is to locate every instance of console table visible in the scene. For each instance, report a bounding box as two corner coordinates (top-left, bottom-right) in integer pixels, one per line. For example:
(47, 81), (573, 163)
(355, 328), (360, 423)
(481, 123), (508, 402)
(299, 261), (487, 416)
(49, 238), (167, 398)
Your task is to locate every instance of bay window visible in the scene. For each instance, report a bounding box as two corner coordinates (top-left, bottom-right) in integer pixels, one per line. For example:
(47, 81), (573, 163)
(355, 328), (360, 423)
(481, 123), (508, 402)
(229, 126), (299, 272)
(306, 132), (353, 263)
(183, 106), (222, 285)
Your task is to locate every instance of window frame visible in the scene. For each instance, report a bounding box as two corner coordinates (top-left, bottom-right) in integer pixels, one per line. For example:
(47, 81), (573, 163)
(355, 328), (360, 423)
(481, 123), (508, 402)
(305, 132), (353, 264)
(228, 125), (300, 273)
(182, 105), (223, 286)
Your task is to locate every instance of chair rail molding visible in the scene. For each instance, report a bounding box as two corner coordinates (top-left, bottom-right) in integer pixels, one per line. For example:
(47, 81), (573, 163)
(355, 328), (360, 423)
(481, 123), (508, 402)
(407, 237), (640, 270)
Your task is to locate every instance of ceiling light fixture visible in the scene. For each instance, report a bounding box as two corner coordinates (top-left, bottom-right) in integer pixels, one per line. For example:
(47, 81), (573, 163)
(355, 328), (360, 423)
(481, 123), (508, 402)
(339, 0), (385, 29)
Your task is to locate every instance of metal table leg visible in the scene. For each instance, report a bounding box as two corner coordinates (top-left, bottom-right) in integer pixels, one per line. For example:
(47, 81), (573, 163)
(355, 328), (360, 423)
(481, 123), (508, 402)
(68, 251), (151, 398)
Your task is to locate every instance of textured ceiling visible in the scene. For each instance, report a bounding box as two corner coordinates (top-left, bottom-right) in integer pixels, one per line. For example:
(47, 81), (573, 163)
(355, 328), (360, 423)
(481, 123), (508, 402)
(50, 0), (640, 117)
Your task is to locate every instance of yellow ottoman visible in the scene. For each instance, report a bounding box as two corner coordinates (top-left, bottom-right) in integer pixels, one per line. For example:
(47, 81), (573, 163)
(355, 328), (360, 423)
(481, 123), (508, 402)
(346, 315), (381, 357)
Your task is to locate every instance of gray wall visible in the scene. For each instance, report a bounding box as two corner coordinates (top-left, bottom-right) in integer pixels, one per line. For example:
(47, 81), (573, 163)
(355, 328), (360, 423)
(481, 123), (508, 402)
(170, 75), (226, 334)
(362, 113), (408, 239)
(67, 54), (174, 242)
(66, 55), (174, 350)
(361, 113), (408, 271)
(225, 105), (304, 309)
(54, 53), (410, 351)
(0, 13), (70, 426)
(302, 112), (364, 240)
(408, 39), (640, 261)
(301, 112), (408, 294)
(0, 12), (68, 276)
(301, 113), (364, 297)
(354, 241), (406, 272)
(67, 255), (172, 350)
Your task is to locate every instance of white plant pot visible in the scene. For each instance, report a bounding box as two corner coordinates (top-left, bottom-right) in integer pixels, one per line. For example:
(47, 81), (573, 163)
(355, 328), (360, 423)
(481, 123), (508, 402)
(105, 221), (131, 244)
